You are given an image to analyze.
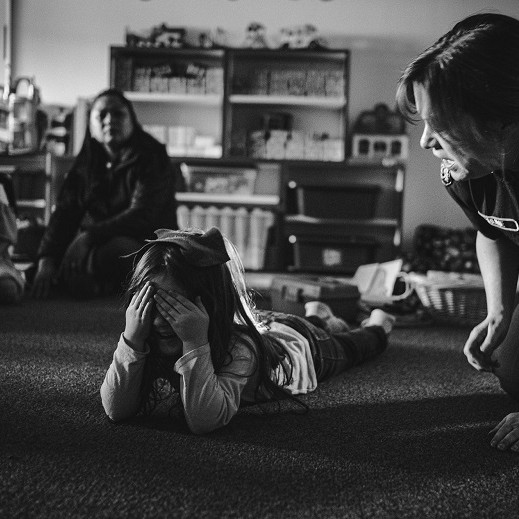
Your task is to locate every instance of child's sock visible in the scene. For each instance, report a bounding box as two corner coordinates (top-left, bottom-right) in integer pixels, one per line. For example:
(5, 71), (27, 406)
(304, 301), (350, 333)
(361, 309), (396, 335)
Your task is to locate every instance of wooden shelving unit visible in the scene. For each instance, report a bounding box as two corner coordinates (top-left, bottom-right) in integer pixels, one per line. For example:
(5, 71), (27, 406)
(107, 46), (404, 274)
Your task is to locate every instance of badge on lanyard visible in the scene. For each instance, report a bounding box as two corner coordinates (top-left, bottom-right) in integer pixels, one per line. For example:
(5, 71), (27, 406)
(478, 211), (519, 231)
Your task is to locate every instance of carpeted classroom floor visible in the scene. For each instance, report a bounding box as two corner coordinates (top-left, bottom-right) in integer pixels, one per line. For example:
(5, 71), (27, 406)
(1, 294), (519, 519)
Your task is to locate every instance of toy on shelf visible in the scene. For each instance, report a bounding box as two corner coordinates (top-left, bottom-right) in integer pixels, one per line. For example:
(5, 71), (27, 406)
(126, 24), (186, 48)
(243, 22), (269, 48)
(198, 27), (228, 49)
(278, 24), (327, 49)
(351, 103), (408, 161)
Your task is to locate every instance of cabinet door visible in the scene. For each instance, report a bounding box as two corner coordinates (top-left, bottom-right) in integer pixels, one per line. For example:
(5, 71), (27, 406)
(0, 154), (47, 223)
(224, 49), (349, 162)
(110, 46), (225, 159)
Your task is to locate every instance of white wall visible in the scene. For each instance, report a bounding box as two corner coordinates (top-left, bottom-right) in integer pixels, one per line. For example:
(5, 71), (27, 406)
(10, 0), (519, 248)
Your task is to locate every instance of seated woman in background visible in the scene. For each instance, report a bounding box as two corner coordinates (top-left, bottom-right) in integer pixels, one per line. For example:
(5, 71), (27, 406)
(32, 88), (177, 298)
(100, 227), (394, 435)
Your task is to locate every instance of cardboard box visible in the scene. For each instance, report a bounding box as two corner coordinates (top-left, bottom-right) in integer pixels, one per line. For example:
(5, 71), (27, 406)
(271, 275), (360, 321)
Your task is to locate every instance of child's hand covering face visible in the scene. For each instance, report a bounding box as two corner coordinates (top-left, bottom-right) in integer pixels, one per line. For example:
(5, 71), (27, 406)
(154, 288), (210, 353)
(123, 282), (154, 351)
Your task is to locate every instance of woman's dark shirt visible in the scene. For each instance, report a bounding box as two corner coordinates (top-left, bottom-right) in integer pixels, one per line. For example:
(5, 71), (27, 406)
(446, 170), (519, 248)
(38, 130), (177, 262)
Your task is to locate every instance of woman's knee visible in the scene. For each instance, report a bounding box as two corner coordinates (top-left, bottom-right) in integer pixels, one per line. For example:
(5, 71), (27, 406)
(491, 306), (519, 401)
(96, 236), (142, 260)
(93, 236), (142, 286)
(493, 351), (519, 401)
(498, 377), (519, 402)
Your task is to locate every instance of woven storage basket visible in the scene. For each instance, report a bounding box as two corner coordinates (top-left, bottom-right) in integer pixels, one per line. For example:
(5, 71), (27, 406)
(408, 271), (487, 326)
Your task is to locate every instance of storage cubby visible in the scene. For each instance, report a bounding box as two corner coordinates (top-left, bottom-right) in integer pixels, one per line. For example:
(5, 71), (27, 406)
(0, 153), (48, 223)
(224, 48), (349, 161)
(110, 46), (350, 163)
(281, 160), (405, 274)
(110, 46), (225, 158)
(173, 158), (282, 271)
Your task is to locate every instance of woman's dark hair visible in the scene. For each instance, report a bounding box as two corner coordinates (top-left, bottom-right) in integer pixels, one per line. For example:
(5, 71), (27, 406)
(396, 13), (519, 145)
(125, 233), (302, 415)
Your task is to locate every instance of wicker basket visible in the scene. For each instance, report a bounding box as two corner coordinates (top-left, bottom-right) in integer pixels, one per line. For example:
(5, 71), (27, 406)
(408, 271), (487, 326)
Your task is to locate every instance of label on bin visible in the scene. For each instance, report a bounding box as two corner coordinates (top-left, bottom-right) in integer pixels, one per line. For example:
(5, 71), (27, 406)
(322, 248), (342, 267)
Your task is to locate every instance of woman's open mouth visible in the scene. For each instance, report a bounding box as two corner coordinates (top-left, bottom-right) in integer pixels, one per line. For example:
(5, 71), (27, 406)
(441, 158), (462, 175)
(441, 158), (455, 168)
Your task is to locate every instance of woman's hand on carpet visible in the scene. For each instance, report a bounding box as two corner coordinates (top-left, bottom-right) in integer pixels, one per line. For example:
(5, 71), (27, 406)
(31, 257), (58, 299)
(124, 282), (154, 351)
(463, 315), (506, 371)
(489, 413), (519, 452)
(59, 232), (92, 283)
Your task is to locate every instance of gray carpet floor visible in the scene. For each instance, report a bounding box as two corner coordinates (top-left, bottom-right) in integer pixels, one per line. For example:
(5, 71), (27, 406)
(1, 295), (519, 518)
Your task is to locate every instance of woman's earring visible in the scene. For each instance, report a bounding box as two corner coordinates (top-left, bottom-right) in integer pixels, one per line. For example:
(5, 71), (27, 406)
(440, 161), (453, 186)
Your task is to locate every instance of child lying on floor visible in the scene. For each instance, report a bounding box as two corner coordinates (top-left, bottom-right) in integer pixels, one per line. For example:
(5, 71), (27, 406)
(100, 227), (394, 434)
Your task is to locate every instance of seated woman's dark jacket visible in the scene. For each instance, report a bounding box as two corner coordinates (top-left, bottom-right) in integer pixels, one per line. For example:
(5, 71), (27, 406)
(38, 130), (177, 262)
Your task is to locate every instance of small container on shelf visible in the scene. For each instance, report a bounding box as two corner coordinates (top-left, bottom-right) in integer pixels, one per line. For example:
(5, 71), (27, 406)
(351, 102), (408, 161)
(351, 134), (409, 161)
(180, 163), (257, 195)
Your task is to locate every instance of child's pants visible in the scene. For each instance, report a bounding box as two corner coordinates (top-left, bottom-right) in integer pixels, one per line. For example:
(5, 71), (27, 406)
(258, 311), (387, 382)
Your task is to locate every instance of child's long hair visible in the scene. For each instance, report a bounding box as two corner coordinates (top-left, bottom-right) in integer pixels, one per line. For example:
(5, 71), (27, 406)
(125, 229), (301, 415)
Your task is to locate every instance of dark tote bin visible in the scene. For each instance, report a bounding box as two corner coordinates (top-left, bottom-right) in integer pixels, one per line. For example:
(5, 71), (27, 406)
(291, 234), (379, 274)
(296, 184), (381, 219)
(271, 275), (361, 321)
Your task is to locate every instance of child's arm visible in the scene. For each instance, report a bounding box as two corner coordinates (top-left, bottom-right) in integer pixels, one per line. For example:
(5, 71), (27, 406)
(174, 341), (255, 434)
(154, 289), (256, 434)
(100, 283), (154, 421)
(100, 334), (150, 421)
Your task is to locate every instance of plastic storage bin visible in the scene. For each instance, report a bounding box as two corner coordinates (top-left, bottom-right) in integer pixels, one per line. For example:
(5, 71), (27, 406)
(290, 234), (379, 274)
(295, 184), (380, 219)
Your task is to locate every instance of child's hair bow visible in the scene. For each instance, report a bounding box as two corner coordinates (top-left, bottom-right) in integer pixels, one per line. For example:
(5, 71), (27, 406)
(130, 227), (230, 267)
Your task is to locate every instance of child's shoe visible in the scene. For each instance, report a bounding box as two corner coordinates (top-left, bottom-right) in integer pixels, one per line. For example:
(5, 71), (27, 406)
(304, 301), (350, 333)
(361, 309), (396, 335)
